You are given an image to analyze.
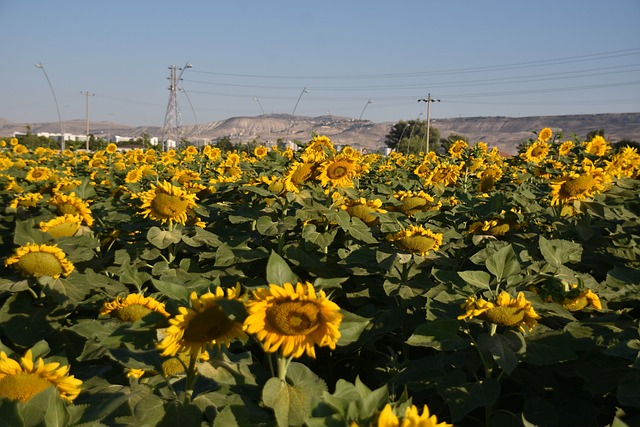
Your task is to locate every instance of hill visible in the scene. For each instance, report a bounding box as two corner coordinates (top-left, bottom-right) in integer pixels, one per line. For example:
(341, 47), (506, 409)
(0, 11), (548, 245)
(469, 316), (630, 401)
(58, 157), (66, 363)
(1, 112), (639, 155)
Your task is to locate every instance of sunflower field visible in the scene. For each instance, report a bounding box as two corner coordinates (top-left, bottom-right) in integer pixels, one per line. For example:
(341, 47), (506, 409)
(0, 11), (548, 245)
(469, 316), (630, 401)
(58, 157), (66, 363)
(0, 130), (638, 427)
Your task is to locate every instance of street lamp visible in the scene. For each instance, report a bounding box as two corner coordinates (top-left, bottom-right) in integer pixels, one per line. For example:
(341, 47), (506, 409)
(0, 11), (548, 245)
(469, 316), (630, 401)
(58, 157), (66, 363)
(288, 87), (309, 143)
(355, 100), (373, 147)
(254, 97), (265, 115)
(35, 63), (65, 150)
(418, 94), (440, 154)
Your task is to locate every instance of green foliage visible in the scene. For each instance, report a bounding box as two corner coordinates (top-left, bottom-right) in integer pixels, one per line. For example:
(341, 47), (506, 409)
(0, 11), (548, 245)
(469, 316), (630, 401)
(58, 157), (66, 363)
(0, 129), (639, 426)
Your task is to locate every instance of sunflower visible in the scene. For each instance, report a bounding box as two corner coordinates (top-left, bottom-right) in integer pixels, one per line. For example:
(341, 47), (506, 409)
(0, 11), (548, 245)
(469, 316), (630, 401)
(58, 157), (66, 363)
(5, 243), (74, 278)
(537, 127), (553, 143)
(39, 214), (82, 238)
(557, 140), (574, 156)
(101, 294), (170, 322)
(583, 135), (611, 157)
(477, 165), (503, 192)
(254, 145), (269, 159)
(393, 190), (441, 216)
(284, 161), (316, 193)
(157, 285), (247, 358)
(448, 139), (468, 158)
(548, 171), (605, 206)
(244, 282), (342, 359)
(520, 140), (550, 163)
(458, 291), (540, 331)
(423, 163), (461, 187)
(387, 225), (443, 256)
(25, 166), (53, 182)
(316, 154), (360, 188)
(0, 349), (82, 403)
(9, 192), (43, 209)
(174, 169), (201, 185)
(105, 143), (118, 154)
(339, 197), (387, 225)
(125, 168), (143, 183)
(138, 180), (198, 226)
(48, 192), (94, 227)
(467, 211), (520, 237)
(378, 403), (453, 427)
(52, 178), (82, 193)
(561, 289), (602, 312)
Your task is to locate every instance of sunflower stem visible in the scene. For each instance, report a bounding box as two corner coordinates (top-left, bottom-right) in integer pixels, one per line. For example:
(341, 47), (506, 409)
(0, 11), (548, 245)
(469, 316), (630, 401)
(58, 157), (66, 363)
(184, 353), (198, 404)
(276, 354), (292, 380)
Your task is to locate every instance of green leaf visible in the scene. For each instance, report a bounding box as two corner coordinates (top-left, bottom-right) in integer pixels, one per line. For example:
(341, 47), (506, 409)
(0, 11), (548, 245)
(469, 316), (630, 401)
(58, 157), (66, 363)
(266, 251), (299, 286)
(539, 236), (582, 267)
(337, 310), (371, 346)
(345, 217), (378, 244)
(477, 331), (525, 374)
(118, 262), (152, 288)
(0, 399), (23, 427)
(19, 386), (69, 427)
(458, 270), (492, 290)
(406, 319), (470, 350)
(147, 226), (182, 249)
(524, 331), (578, 365)
(151, 279), (190, 303)
(157, 402), (202, 427)
(438, 372), (501, 422)
(262, 365), (326, 427)
(302, 224), (336, 249)
(485, 244), (521, 283)
(256, 216), (280, 236)
(0, 292), (57, 347)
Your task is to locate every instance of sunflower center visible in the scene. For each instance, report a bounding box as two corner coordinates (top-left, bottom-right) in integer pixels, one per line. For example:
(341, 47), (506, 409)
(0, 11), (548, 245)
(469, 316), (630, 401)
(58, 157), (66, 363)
(560, 175), (595, 198)
(530, 147), (546, 158)
(113, 304), (154, 322)
(0, 373), (53, 403)
(291, 164), (314, 185)
(150, 193), (190, 218)
(183, 306), (234, 343)
(401, 197), (428, 213)
(57, 204), (79, 216)
(562, 296), (588, 312)
(398, 236), (436, 254)
(266, 301), (321, 335)
(16, 252), (63, 277)
(480, 306), (525, 327)
(327, 162), (350, 179)
(46, 222), (79, 238)
(348, 204), (377, 224)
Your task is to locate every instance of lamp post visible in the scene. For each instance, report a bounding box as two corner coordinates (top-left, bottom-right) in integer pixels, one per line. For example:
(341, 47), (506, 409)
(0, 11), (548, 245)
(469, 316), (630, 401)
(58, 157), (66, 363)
(354, 99), (373, 147)
(35, 63), (65, 150)
(81, 91), (94, 150)
(418, 94), (440, 154)
(254, 97), (265, 115)
(288, 87), (309, 143)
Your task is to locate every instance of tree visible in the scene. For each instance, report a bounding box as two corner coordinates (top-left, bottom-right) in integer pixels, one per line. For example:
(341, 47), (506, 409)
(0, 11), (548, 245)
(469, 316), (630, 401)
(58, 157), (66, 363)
(215, 136), (234, 151)
(385, 119), (440, 154)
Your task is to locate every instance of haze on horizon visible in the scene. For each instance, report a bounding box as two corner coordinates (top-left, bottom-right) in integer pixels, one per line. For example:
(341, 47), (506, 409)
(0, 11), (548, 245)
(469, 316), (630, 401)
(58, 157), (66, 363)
(2, 0), (639, 127)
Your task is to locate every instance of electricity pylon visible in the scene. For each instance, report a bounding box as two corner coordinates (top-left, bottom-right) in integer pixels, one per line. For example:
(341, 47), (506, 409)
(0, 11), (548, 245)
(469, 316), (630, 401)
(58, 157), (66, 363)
(161, 62), (192, 150)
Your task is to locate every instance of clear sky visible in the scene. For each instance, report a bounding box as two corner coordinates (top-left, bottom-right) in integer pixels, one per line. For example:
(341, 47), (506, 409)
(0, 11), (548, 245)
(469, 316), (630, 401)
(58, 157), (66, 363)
(2, 0), (639, 127)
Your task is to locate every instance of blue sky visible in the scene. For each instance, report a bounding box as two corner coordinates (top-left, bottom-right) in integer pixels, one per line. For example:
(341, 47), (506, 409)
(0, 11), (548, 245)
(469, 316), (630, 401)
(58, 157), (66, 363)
(2, 0), (639, 127)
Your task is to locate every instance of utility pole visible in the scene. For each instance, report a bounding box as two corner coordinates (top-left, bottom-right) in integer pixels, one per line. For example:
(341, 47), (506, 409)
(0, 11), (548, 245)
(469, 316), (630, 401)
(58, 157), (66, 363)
(418, 94), (440, 153)
(81, 91), (94, 150)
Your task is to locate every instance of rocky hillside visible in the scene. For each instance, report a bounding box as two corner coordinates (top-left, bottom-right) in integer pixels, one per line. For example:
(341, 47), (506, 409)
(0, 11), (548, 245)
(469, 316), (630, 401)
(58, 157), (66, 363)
(2, 112), (639, 155)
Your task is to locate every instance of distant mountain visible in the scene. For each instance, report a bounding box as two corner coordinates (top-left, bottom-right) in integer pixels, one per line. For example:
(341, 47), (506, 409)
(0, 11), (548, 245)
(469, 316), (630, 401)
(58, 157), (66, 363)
(2, 112), (639, 155)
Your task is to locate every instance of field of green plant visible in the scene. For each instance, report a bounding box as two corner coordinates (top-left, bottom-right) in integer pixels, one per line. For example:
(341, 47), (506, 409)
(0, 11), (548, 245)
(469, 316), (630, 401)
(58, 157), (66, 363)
(0, 130), (638, 427)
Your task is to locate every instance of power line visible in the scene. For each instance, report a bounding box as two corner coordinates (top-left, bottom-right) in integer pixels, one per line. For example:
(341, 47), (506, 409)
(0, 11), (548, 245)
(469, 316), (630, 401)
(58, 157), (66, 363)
(188, 47), (640, 80)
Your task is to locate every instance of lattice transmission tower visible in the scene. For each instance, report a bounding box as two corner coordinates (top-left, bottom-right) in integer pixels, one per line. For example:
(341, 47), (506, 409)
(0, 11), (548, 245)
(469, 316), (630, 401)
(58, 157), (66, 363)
(161, 62), (192, 150)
